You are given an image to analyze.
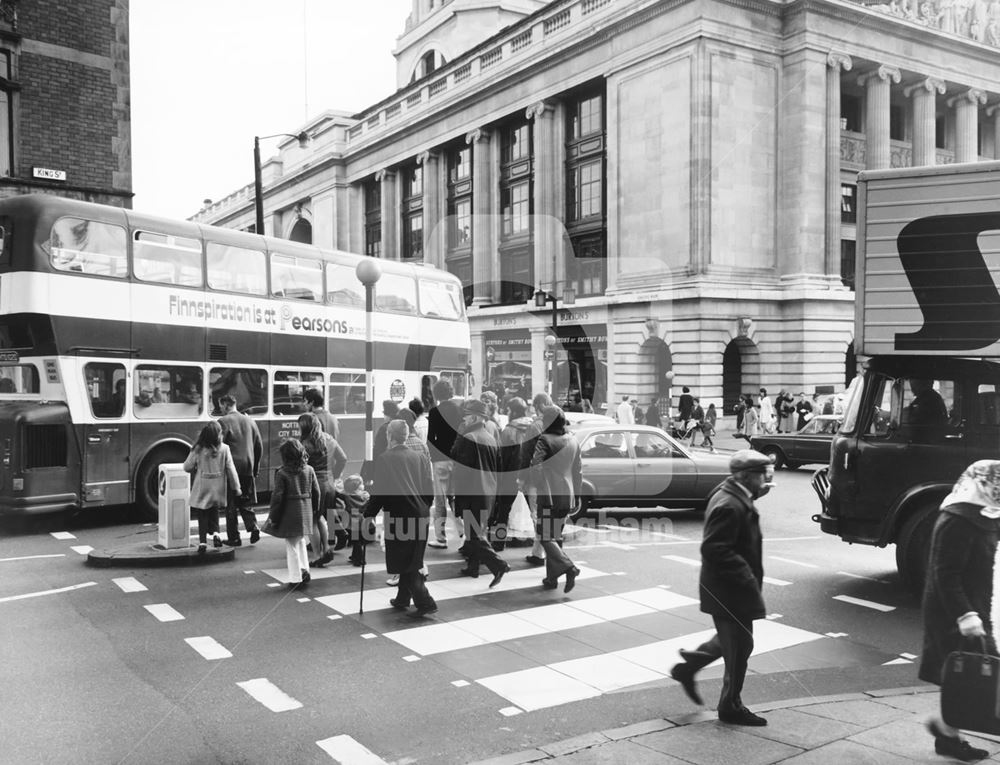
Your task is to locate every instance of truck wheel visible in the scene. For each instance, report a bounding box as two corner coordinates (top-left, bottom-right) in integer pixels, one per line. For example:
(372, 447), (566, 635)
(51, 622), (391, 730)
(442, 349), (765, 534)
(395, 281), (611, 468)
(133, 445), (189, 523)
(895, 501), (940, 596)
(760, 446), (785, 470)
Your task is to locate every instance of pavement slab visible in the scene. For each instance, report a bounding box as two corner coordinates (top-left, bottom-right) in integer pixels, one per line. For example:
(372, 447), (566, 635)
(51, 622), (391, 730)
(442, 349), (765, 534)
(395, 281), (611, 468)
(776, 739), (928, 765)
(737, 707), (866, 750)
(794, 697), (910, 728)
(631, 721), (803, 765)
(846, 716), (1000, 762)
(554, 740), (689, 764)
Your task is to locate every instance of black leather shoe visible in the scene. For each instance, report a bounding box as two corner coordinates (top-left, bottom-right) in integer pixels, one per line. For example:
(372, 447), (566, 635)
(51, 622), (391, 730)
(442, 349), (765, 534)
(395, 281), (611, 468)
(458, 567), (479, 578)
(300, 569), (311, 585)
(389, 598), (410, 611)
(564, 566), (580, 593)
(408, 604), (438, 618)
(541, 578), (558, 590)
(928, 720), (989, 761)
(489, 563), (510, 589)
(212, 535), (223, 549)
(525, 555), (545, 566)
(249, 528), (260, 544)
(669, 663), (703, 706)
(224, 538), (242, 547)
(719, 708), (767, 726)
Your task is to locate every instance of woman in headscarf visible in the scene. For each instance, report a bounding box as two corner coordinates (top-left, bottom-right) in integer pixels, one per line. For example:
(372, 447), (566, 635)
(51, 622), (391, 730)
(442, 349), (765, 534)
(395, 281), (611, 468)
(920, 460), (1000, 762)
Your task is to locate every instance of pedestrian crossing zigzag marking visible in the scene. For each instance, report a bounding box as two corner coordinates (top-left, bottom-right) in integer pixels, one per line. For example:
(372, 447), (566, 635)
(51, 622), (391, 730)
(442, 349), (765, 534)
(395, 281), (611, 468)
(475, 620), (827, 712)
(380, 587), (700, 656)
(313, 565), (610, 616)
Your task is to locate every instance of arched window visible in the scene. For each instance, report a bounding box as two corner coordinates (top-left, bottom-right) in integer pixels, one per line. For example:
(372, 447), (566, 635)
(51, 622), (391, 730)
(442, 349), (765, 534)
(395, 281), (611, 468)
(289, 218), (312, 244)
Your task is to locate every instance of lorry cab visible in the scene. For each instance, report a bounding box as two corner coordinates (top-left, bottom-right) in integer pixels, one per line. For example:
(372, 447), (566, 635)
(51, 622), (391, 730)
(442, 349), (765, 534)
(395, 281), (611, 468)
(817, 355), (1000, 590)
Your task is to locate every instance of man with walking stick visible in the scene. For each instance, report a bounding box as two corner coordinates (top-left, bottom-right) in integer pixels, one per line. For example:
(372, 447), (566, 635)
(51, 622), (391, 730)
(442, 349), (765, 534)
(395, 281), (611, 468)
(363, 421), (437, 617)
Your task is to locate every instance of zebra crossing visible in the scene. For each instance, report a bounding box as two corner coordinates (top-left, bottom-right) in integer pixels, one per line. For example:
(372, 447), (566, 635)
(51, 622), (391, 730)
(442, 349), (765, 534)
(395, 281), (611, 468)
(261, 556), (894, 715)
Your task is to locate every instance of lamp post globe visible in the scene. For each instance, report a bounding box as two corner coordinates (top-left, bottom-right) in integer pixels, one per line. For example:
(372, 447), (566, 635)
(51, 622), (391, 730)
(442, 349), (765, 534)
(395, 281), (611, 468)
(544, 334), (557, 350)
(665, 370), (675, 383)
(356, 258), (383, 286)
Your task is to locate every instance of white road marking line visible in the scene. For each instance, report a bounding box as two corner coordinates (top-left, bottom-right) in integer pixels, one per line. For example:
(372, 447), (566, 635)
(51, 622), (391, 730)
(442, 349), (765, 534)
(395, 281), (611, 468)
(361, 633), (377, 640)
(769, 556), (818, 568)
(185, 636), (233, 660)
(882, 658), (912, 665)
(833, 594), (895, 612)
(767, 613), (783, 620)
(499, 707), (523, 717)
(327, 615), (342, 621)
(600, 541), (635, 551)
(237, 678), (302, 713)
(662, 555), (700, 567)
(50, 531), (76, 540)
(144, 603), (185, 622)
(296, 597), (310, 603)
(900, 652), (918, 660)
(837, 570), (891, 584)
(763, 576), (792, 586)
(317, 735), (389, 763)
(452, 680), (470, 687)
(403, 655), (420, 662)
(112, 577), (147, 593)
(826, 632), (848, 638)
(243, 570), (255, 574)
(0, 581), (97, 603)
(0, 554), (65, 562)
(70, 545), (93, 555)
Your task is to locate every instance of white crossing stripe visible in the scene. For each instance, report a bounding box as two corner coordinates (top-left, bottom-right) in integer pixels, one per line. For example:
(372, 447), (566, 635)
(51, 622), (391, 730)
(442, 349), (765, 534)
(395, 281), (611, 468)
(50, 531), (76, 540)
(662, 555), (700, 567)
(112, 577), (147, 593)
(383, 588), (699, 656)
(476, 620), (824, 711)
(70, 545), (94, 555)
(314, 565), (608, 616)
(769, 556), (818, 569)
(0, 581), (97, 603)
(317, 735), (388, 764)
(237, 678), (302, 712)
(882, 658), (912, 665)
(763, 576), (792, 586)
(144, 603), (185, 622)
(0, 554), (65, 563)
(185, 636), (233, 660)
(833, 594), (895, 612)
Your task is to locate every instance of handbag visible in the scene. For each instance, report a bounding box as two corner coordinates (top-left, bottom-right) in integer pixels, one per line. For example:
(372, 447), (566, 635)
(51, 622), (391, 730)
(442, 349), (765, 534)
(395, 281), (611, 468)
(941, 636), (1000, 735)
(507, 491), (534, 539)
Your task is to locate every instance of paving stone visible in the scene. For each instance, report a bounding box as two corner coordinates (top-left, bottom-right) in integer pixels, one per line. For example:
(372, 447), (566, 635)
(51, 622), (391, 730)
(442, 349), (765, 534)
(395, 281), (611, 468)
(796, 698), (911, 728)
(869, 693), (939, 716)
(846, 717), (1000, 761)
(600, 718), (675, 741)
(468, 749), (549, 765)
(539, 732), (609, 758)
(776, 739), (932, 765)
(633, 720), (802, 765)
(556, 740), (689, 764)
(738, 708), (866, 749)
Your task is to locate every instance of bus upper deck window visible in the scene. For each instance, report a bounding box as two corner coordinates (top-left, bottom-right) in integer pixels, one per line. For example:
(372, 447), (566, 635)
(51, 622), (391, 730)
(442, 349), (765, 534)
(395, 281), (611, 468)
(134, 232), (202, 287)
(419, 279), (462, 320)
(272, 255), (321, 302)
(207, 243), (266, 295)
(47, 217), (127, 277)
(375, 273), (416, 314)
(326, 263), (364, 306)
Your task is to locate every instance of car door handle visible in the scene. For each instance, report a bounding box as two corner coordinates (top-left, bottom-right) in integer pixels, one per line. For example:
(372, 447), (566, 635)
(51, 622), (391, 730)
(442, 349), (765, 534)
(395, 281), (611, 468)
(637, 462), (651, 467)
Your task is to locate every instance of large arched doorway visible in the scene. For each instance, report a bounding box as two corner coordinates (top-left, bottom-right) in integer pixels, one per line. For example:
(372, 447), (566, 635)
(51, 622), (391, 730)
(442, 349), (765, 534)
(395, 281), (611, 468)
(636, 337), (672, 407)
(289, 218), (312, 244)
(722, 337), (761, 413)
(844, 341), (857, 388)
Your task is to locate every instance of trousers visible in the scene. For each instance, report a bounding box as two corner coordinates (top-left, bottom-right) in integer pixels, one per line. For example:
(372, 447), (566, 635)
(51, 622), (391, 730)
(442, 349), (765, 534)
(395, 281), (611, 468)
(681, 615), (755, 714)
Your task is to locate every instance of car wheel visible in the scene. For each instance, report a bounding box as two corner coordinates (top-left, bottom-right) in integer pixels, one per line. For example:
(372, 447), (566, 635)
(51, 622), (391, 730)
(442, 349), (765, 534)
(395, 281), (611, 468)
(569, 494), (591, 522)
(760, 446), (785, 470)
(133, 445), (189, 523)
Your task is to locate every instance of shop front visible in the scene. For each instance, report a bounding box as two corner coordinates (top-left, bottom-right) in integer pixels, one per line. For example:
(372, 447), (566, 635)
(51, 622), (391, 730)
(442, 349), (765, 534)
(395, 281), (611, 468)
(553, 322), (607, 411)
(483, 329), (532, 404)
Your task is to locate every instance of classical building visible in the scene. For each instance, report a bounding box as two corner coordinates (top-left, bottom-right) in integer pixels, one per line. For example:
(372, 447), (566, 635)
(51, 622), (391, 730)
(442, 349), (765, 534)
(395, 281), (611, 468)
(194, 0), (1000, 414)
(0, 0), (131, 206)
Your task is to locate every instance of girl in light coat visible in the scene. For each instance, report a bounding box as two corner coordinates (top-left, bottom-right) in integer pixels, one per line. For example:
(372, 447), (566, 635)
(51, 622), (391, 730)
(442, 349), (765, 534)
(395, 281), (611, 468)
(183, 420), (240, 553)
(267, 438), (320, 587)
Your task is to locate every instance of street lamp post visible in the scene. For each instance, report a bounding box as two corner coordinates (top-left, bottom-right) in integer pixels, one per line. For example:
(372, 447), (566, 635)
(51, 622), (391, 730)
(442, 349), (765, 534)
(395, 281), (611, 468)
(534, 287), (576, 401)
(355, 259), (383, 466)
(253, 131), (310, 235)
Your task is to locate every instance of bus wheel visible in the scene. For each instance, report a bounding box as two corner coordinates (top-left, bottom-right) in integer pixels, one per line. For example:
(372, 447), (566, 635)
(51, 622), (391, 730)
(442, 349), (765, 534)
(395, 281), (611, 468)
(895, 501), (939, 597)
(133, 446), (188, 523)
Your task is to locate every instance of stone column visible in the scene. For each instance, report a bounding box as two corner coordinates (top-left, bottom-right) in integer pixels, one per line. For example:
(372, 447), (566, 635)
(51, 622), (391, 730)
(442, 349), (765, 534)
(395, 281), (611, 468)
(418, 150), (445, 268)
(376, 168), (397, 260)
(950, 89), (986, 163)
(904, 77), (945, 167)
(826, 53), (852, 280)
(859, 65), (901, 170)
(527, 101), (561, 293)
(467, 128), (494, 304)
(989, 104), (1000, 160)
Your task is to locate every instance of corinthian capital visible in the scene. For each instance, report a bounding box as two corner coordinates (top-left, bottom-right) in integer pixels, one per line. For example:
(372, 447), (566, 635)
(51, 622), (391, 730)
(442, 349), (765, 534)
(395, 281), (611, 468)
(903, 77), (946, 97)
(465, 128), (489, 145)
(525, 101), (555, 121)
(947, 88), (987, 107)
(827, 52), (853, 71)
(858, 64), (901, 87)
(375, 168), (395, 183)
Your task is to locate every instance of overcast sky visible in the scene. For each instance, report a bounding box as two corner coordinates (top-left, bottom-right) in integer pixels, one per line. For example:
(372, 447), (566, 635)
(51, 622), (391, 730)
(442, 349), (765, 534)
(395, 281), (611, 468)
(129, 0), (412, 220)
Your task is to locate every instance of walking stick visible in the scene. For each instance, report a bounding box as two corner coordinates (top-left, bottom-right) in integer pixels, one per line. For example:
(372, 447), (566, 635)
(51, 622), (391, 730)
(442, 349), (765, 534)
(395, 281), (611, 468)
(359, 527), (367, 615)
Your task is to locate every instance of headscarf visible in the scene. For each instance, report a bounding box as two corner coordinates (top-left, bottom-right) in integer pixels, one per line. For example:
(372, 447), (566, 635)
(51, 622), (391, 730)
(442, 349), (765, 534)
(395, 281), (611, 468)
(942, 460), (1000, 519)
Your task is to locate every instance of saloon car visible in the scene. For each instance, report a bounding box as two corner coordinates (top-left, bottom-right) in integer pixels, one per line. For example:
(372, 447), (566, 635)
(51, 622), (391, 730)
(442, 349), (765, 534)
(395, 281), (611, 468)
(749, 414), (842, 470)
(568, 423), (732, 517)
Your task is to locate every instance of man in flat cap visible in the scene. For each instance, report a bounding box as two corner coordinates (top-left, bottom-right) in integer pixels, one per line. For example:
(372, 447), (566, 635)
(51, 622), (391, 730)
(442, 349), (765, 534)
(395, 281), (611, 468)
(670, 448), (775, 726)
(450, 398), (510, 587)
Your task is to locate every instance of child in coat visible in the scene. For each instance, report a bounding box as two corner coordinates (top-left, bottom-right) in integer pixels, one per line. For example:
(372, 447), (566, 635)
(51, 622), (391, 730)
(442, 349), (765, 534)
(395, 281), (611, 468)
(183, 420), (240, 553)
(336, 474), (371, 566)
(267, 438), (320, 587)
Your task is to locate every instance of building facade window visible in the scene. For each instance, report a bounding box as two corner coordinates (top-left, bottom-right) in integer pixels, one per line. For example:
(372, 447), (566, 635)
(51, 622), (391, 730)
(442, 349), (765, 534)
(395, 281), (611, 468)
(840, 184), (857, 224)
(446, 144), (473, 305)
(889, 104), (905, 141)
(364, 177), (381, 259)
(565, 89), (606, 297)
(499, 119), (533, 305)
(840, 239), (856, 291)
(841, 93), (861, 132)
(0, 47), (17, 176)
(401, 163), (423, 261)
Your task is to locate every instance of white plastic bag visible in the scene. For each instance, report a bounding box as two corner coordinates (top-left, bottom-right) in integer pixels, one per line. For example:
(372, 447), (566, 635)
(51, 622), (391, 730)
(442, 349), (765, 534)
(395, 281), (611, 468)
(507, 491), (534, 539)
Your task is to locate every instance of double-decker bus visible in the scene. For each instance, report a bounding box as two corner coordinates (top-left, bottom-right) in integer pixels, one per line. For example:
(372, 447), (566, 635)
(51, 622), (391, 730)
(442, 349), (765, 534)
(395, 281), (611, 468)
(0, 195), (470, 520)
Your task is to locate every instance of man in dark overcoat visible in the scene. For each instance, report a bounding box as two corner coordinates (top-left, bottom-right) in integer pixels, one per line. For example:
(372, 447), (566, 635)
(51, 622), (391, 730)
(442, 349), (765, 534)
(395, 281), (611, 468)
(671, 449), (775, 726)
(364, 421), (437, 618)
(427, 379), (465, 548)
(450, 398), (509, 588)
(218, 394), (263, 546)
